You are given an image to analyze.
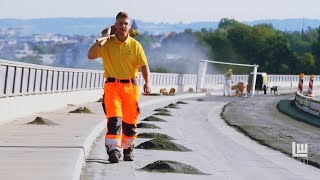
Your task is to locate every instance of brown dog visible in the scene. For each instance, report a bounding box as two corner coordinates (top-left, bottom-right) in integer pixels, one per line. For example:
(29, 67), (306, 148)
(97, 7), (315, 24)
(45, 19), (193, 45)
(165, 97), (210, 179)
(160, 88), (169, 95)
(169, 88), (176, 95)
(234, 82), (245, 96)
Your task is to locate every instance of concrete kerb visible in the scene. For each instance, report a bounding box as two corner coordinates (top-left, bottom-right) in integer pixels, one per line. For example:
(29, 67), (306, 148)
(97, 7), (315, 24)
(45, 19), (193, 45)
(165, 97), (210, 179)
(0, 89), (104, 126)
(75, 93), (206, 180)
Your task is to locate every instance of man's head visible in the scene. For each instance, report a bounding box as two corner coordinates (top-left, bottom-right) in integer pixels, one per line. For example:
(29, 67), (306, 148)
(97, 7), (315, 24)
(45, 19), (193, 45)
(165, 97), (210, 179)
(115, 12), (131, 38)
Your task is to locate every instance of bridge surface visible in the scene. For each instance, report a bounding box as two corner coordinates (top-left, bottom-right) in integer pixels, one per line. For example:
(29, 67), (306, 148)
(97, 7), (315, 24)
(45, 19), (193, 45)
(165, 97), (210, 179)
(0, 91), (319, 180)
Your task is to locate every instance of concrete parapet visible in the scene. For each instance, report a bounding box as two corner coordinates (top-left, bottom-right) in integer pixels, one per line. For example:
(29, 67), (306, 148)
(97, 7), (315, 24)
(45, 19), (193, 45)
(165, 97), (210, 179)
(295, 91), (320, 117)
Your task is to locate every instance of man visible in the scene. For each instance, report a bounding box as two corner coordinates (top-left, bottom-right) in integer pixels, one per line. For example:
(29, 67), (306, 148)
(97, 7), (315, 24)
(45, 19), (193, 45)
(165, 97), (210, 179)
(224, 69), (233, 96)
(88, 12), (151, 163)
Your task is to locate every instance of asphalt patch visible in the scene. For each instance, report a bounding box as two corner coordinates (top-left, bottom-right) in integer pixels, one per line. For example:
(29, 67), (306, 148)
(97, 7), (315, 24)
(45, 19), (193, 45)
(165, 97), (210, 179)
(137, 123), (161, 129)
(142, 93), (162, 96)
(142, 116), (167, 122)
(149, 93), (162, 96)
(176, 101), (188, 104)
(154, 108), (170, 112)
(141, 160), (208, 175)
(27, 117), (58, 125)
(137, 132), (175, 140)
(69, 107), (93, 113)
(164, 103), (180, 109)
(96, 98), (103, 102)
(153, 112), (172, 116)
(136, 138), (191, 151)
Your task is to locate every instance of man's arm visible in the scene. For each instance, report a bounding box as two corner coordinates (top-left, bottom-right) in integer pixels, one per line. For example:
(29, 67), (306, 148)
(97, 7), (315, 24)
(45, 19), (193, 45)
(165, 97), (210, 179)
(140, 65), (151, 94)
(88, 41), (100, 60)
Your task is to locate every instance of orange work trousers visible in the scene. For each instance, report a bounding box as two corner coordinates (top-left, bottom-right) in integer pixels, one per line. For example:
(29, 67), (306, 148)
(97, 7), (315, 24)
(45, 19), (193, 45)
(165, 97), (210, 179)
(103, 81), (140, 152)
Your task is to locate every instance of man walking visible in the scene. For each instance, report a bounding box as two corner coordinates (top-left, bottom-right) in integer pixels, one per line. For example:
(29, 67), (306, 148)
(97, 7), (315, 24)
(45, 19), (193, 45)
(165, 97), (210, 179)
(88, 12), (151, 163)
(224, 69), (233, 96)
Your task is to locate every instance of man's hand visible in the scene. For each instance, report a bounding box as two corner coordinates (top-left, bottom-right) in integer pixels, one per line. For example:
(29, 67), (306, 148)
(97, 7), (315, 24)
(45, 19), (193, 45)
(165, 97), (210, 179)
(88, 41), (100, 60)
(143, 82), (151, 95)
(140, 65), (151, 95)
(101, 25), (116, 36)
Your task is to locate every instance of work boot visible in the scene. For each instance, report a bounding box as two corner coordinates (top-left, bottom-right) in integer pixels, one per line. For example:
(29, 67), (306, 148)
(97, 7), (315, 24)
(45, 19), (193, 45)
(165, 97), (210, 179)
(108, 149), (121, 163)
(123, 148), (134, 161)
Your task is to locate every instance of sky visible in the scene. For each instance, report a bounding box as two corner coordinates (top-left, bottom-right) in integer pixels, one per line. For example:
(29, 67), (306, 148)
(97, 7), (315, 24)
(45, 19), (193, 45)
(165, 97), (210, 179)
(0, 0), (319, 23)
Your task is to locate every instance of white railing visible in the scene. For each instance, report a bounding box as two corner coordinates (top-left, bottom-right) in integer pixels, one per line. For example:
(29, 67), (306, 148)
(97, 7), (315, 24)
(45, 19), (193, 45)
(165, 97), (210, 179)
(295, 91), (320, 117)
(0, 59), (105, 97)
(205, 75), (248, 85)
(268, 74), (320, 86)
(0, 60), (199, 97)
(1, 59), (320, 97)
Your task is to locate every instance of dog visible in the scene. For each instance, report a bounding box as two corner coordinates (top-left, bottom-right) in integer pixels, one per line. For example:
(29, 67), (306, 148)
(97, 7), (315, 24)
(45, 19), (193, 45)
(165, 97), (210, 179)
(169, 88), (176, 95)
(238, 82), (245, 96)
(234, 82), (245, 96)
(270, 86), (279, 95)
(160, 88), (176, 95)
(160, 88), (168, 95)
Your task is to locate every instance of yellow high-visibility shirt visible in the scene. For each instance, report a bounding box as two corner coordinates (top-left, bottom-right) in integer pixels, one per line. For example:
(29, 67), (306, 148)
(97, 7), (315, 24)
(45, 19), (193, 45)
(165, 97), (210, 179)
(97, 35), (148, 79)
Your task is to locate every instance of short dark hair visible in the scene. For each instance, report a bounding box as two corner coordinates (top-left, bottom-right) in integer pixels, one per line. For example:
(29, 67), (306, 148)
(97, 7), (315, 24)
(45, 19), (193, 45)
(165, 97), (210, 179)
(116, 12), (129, 20)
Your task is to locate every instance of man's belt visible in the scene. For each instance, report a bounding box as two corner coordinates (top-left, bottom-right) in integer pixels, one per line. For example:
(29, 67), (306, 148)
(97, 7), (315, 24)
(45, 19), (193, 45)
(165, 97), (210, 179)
(105, 77), (137, 84)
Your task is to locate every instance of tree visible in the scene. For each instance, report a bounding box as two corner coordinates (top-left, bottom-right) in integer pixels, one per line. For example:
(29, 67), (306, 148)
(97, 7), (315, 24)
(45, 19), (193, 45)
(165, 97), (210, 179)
(20, 56), (41, 64)
(33, 45), (47, 54)
(312, 27), (320, 68)
(218, 18), (239, 30)
(227, 23), (297, 74)
(135, 33), (152, 51)
(227, 23), (253, 62)
(203, 30), (239, 62)
(287, 31), (312, 56)
(52, 45), (64, 54)
(297, 53), (315, 73)
(150, 67), (168, 73)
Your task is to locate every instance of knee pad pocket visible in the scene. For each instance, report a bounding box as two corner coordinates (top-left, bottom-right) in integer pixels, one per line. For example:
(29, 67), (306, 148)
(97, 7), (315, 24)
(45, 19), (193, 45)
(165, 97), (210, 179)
(107, 117), (122, 135)
(122, 121), (137, 137)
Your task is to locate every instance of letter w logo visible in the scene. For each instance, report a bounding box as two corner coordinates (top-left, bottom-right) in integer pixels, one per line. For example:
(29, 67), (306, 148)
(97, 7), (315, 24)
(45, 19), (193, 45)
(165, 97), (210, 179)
(292, 142), (308, 158)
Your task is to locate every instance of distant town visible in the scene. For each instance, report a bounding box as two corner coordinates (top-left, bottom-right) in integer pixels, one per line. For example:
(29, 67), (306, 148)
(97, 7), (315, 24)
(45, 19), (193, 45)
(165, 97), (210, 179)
(0, 27), (100, 69)
(0, 23), (176, 71)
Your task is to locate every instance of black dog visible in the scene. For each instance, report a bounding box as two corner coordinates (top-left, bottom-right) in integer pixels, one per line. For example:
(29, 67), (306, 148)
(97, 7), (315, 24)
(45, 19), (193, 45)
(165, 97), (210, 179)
(270, 86), (279, 95)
